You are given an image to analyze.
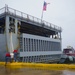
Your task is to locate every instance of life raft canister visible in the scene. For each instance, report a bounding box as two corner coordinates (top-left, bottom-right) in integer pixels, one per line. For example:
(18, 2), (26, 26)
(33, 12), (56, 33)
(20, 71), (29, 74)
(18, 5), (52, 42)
(5, 53), (11, 57)
(13, 50), (18, 53)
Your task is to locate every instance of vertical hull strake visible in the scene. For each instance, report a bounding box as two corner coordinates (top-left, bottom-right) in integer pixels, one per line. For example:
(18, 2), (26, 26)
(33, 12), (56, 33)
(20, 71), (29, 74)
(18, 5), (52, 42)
(5, 16), (20, 53)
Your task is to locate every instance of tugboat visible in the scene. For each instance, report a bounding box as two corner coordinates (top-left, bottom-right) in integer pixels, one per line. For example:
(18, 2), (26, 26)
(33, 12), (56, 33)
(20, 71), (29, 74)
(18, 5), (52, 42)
(58, 46), (75, 64)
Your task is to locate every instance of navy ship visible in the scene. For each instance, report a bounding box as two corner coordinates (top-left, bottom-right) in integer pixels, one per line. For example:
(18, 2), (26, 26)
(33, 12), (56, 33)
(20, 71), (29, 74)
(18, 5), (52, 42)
(0, 5), (62, 63)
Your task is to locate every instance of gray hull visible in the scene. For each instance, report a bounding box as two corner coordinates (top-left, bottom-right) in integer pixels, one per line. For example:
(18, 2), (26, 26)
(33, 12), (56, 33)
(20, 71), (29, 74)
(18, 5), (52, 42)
(0, 6), (62, 63)
(0, 34), (6, 61)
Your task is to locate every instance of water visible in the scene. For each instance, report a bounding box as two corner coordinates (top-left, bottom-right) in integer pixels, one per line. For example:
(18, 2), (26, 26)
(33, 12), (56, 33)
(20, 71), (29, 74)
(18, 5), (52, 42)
(0, 66), (75, 75)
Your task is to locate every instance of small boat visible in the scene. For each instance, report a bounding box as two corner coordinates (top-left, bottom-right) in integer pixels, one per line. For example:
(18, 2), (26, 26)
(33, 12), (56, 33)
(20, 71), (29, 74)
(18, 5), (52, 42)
(58, 46), (75, 64)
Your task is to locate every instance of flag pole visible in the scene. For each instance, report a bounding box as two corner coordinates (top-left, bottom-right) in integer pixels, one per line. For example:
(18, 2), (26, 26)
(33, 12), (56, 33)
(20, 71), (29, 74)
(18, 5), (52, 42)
(41, 1), (46, 21)
(41, 8), (44, 22)
(41, 0), (44, 22)
(41, 1), (45, 22)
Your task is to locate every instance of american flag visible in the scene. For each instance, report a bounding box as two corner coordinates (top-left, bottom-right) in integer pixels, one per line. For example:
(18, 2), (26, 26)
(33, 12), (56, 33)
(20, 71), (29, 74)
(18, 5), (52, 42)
(43, 1), (50, 11)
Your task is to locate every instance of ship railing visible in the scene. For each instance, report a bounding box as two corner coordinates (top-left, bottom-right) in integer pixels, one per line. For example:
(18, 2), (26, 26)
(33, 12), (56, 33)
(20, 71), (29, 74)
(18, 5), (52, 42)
(0, 6), (62, 32)
(0, 7), (5, 15)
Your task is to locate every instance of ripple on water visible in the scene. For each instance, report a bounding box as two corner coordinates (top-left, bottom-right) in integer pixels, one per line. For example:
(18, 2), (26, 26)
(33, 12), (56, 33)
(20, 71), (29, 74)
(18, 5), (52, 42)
(0, 66), (75, 75)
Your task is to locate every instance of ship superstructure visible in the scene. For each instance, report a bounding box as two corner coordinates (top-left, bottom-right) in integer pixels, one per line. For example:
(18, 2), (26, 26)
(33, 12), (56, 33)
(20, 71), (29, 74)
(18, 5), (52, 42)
(0, 5), (62, 63)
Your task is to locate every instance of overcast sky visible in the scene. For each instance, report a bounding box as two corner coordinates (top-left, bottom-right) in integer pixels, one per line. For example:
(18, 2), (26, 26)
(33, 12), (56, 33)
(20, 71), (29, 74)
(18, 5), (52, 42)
(0, 0), (75, 49)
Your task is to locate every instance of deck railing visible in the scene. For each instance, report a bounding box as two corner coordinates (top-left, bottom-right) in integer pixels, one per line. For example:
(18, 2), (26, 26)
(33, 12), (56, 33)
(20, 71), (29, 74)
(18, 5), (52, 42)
(0, 6), (62, 32)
